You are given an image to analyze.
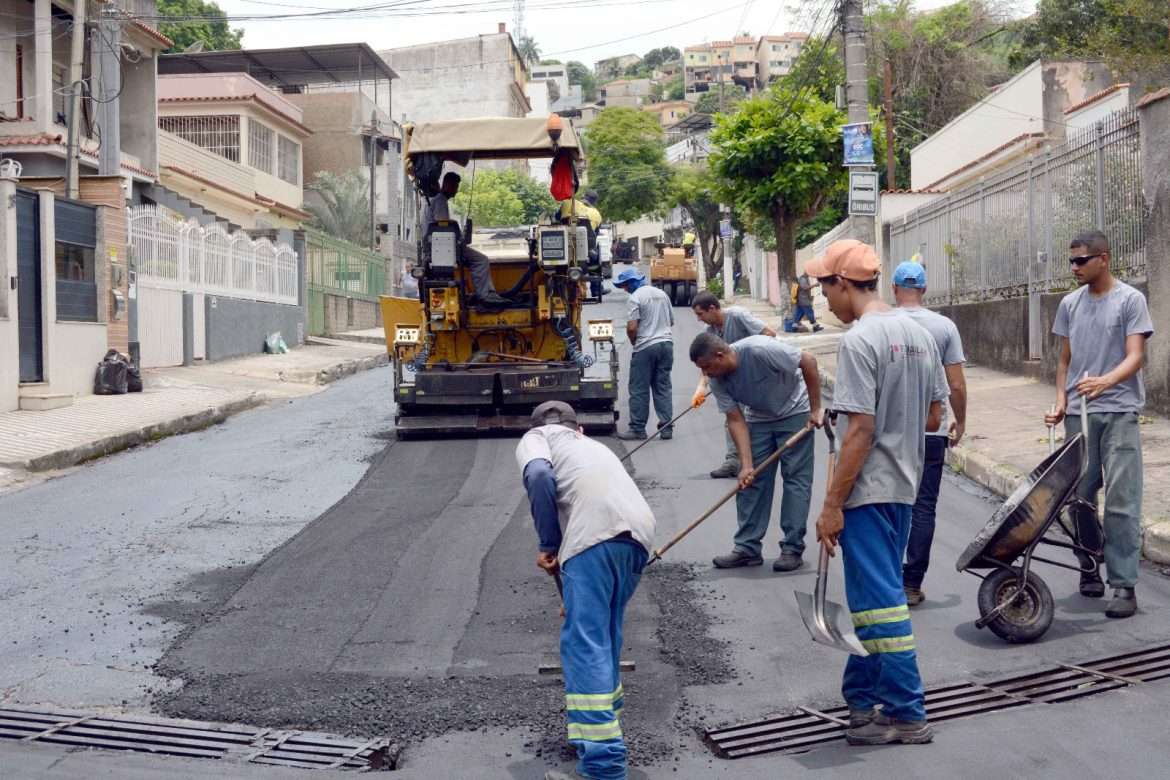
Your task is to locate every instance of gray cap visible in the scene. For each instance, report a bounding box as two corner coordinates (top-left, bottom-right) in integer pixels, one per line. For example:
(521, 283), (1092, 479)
(530, 401), (578, 429)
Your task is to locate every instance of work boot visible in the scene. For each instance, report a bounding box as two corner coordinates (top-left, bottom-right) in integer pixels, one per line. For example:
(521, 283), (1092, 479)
(709, 460), (739, 479)
(712, 550), (764, 569)
(1079, 569), (1106, 599)
(617, 430), (647, 441)
(848, 708), (879, 729)
(904, 586), (925, 607)
(772, 552), (803, 572)
(813, 324), (824, 332)
(658, 423), (673, 441)
(1105, 587), (1137, 619)
(846, 713), (933, 746)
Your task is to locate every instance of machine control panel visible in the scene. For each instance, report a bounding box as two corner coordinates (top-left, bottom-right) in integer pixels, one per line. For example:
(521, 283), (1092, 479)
(395, 325), (420, 344)
(538, 226), (589, 268)
(588, 320), (614, 341)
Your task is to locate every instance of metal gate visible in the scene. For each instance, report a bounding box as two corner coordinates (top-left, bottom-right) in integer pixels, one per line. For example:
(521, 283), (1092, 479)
(16, 191), (42, 383)
(137, 284), (184, 368)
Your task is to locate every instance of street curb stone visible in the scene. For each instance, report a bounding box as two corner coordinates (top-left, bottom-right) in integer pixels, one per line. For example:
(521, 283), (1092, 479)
(278, 353), (389, 386)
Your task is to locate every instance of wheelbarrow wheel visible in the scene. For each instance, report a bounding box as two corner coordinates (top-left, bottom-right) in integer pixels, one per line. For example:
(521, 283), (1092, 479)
(977, 567), (1055, 644)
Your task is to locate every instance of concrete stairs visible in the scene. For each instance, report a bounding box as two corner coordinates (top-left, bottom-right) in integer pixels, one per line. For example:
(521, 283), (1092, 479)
(142, 184), (241, 232)
(18, 384), (73, 411)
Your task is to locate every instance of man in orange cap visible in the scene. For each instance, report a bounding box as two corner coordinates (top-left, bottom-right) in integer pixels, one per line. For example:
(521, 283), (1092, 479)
(804, 240), (948, 746)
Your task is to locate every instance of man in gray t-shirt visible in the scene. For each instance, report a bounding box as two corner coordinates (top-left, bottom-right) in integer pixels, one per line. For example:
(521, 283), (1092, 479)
(615, 268), (675, 441)
(892, 261), (969, 607)
(805, 239), (946, 746)
(689, 333), (821, 572)
(1045, 230), (1153, 619)
(688, 291), (777, 477)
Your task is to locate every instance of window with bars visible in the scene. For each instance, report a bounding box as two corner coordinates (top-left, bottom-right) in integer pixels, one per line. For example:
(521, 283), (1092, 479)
(248, 118), (274, 174)
(278, 134), (300, 185)
(158, 115), (241, 162)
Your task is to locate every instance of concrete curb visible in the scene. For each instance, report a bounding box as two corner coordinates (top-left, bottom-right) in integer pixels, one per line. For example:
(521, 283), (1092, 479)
(16, 394), (265, 472)
(820, 369), (1170, 566)
(277, 352), (389, 386)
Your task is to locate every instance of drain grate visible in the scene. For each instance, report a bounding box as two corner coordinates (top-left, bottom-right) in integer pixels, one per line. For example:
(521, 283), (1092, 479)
(705, 642), (1170, 759)
(0, 707), (398, 771)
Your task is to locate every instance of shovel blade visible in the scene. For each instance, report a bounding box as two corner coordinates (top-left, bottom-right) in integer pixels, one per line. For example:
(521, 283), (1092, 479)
(795, 590), (869, 657)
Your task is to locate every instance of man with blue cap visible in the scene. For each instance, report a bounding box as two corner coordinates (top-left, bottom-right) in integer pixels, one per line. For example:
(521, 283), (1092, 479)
(892, 258), (968, 607)
(614, 268), (675, 441)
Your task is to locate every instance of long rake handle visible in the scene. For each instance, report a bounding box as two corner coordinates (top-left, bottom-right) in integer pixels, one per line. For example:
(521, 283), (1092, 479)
(647, 425), (814, 565)
(620, 396), (708, 463)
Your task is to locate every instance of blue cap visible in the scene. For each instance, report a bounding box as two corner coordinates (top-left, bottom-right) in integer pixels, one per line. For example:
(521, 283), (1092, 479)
(893, 261), (927, 289)
(615, 268), (645, 286)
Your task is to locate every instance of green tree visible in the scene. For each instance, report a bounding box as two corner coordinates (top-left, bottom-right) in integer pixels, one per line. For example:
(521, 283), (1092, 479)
(566, 61), (598, 101)
(518, 35), (541, 65)
(694, 84), (747, 115)
(666, 75), (685, 101)
(643, 46), (681, 70)
(305, 170), (370, 246)
(666, 164), (724, 282)
(451, 169), (553, 227)
(709, 87), (846, 313)
(157, 0), (243, 53)
(584, 108), (671, 222)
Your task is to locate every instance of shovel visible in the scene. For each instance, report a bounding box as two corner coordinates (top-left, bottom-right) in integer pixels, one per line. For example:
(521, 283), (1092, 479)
(794, 418), (868, 656)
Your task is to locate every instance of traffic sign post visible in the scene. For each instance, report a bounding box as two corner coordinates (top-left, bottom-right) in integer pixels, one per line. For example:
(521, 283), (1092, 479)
(848, 171), (878, 217)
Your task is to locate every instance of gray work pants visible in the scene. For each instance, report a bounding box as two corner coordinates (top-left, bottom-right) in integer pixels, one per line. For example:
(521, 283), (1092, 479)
(465, 246), (498, 296)
(733, 414), (814, 558)
(1064, 411), (1143, 588)
(628, 341), (673, 434)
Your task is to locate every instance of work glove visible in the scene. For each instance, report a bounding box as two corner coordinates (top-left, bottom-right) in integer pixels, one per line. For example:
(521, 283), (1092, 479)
(691, 390), (707, 409)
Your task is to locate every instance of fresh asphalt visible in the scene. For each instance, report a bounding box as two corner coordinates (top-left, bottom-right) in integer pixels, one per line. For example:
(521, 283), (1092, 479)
(2, 268), (1170, 778)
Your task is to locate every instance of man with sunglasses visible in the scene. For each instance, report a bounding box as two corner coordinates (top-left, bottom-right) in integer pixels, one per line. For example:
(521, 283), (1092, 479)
(1044, 230), (1153, 619)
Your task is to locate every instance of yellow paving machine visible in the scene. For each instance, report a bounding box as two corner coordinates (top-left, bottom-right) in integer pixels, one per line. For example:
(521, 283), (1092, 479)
(380, 116), (618, 438)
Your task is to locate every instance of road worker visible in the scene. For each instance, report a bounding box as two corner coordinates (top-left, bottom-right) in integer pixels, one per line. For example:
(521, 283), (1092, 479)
(689, 332), (821, 572)
(892, 260), (969, 607)
(682, 229), (696, 258)
(422, 172), (508, 306)
(614, 268), (675, 441)
(517, 401), (656, 780)
(1045, 230), (1153, 619)
(806, 239), (947, 746)
(688, 292), (777, 479)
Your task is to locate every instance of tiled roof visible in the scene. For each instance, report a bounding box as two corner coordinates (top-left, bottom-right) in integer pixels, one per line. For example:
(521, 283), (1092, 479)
(881, 189), (945, 195)
(1137, 87), (1170, 109)
(921, 132), (1046, 191)
(0, 132), (63, 146)
(131, 20), (174, 49)
(1064, 83), (1130, 115)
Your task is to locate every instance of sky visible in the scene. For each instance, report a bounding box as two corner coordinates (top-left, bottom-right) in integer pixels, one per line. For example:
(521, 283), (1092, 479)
(215, 0), (1039, 66)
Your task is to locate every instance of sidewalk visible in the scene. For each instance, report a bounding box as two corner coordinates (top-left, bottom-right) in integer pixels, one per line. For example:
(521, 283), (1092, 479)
(728, 295), (1170, 565)
(0, 336), (388, 487)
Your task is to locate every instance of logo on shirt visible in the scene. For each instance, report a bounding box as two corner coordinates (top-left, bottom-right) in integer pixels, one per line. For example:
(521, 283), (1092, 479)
(889, 344), (928, 362)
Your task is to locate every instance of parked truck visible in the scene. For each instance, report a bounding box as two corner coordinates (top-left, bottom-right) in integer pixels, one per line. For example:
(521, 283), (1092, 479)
(649, 242), (698, 306)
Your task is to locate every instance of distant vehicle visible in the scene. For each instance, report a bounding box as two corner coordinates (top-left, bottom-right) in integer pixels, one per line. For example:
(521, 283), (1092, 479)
(649, 242), (698, 306)
(597, 227), (614, 278)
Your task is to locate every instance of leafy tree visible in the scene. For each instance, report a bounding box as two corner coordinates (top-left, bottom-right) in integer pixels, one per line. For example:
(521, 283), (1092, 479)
(517, 36), (541, 65)
(566, 61), (598, 102)
(694, 84), (747, 115)
(157, 0), (243, 53)
(305, 170), (371, 246)
(643, 46), (681, 70)
(666, 164), (723, 281)
(452, 169), (554, 227)
(709, 87), (846, 313)
(666, 76), (685, 101)
(584, 108), (671, 222)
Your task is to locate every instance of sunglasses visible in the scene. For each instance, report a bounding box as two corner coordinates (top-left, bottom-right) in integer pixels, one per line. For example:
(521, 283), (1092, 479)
(1068, 254), (1102, 267)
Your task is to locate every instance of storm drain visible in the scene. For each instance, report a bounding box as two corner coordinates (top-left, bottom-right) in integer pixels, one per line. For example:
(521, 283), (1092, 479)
(705, 642), (1170, 759)
(0, 707), (399, 771)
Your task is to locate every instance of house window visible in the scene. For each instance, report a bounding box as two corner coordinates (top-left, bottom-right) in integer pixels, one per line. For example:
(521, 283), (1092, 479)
(278, 134), (300, 185)
(248, 118), (274, 174)
(52, 63), (67, 125)
(158, 115), (241, 162)
(54, 199), (98, 323)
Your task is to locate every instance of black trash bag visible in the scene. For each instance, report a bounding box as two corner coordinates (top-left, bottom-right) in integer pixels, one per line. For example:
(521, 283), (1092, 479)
(94, 349), (128, 395)
(126, 361), (143, 393)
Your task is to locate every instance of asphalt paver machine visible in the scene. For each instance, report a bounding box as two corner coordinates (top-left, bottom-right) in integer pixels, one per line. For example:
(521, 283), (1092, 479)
(382, 116), (618, 439)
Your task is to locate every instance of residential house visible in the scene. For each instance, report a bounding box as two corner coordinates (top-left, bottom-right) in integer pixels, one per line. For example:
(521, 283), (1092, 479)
(684, 40), (734, 102)
(729, 36), (758, 91)
(910, 59), (1114, 192)
(756, 33), (807, 88)
(556, 103), (603, 135)
(1064, 82), (1134, 132)
(600, 79), (652, 108)
(0, 0), (169, 410)
(380, 25), (531, 123)
(530, 63), (569, 104)
(644, 100), (691, 129)
(595, 54), (641, 82)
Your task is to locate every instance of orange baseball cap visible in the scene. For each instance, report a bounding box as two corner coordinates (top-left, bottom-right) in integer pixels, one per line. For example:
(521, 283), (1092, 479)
(804, 239), (881, 282)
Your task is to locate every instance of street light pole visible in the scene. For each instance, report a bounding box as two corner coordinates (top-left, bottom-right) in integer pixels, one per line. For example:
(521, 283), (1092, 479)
(842, 0), (875, 245)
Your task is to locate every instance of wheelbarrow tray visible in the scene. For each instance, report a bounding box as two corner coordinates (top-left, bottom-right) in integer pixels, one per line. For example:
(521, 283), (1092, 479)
(956, 433), (1085, 572)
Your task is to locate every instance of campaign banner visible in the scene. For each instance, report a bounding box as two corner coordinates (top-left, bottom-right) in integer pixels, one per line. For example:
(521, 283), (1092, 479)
(842, 122), (874, 167)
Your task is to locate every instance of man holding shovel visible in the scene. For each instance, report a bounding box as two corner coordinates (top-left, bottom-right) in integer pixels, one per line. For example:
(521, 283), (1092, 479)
(1045, 230), (1153, 619)
(517, 401), (656, 780)
(806, 239), (947, 746)
(689, 332), (822, 572)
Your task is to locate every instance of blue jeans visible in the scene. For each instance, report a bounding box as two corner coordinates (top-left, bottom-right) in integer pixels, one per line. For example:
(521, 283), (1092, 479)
(561, 539), (648, 780)
(793, 304), (816, 324)
(733, 414), (814, 558)
(841, 503), (925, 722)
(1064, 412), (1143, 588)
(903, 436), (948, 590)
(628, 341), (673, 434)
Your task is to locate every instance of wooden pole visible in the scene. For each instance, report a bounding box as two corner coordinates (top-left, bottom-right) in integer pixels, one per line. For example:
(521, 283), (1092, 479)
(883, 58), (896, 188)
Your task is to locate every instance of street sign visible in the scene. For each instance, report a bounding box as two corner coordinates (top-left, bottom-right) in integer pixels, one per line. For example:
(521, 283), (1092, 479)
(719, 219), (732, 239)
(848, 171), (879, 217)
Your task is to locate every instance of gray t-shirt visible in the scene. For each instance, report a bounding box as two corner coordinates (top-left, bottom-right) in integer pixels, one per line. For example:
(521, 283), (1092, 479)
(898, 307), (965, 438)
(833, 311), (949, 508)
(709, 335), (810, 423)
(627, 285), (674, 353)
(422, 193), (451, 227)
(1053, 282), (1153, 413)
(516, 425), (656, 564)
(706, 306), (768, 344)
(797, 275), (814, 307)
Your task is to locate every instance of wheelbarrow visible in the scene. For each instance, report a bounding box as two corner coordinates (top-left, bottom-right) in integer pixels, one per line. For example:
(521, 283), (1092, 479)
(955, 395), (1104, 643)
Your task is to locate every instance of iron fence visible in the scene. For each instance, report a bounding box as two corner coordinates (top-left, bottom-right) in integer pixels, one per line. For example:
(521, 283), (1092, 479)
(889, 108), (1144, 305)
(305, 228), (386, 300)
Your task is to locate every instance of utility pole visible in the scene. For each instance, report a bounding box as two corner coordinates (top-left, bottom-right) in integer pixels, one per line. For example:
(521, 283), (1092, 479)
(883, 58), (895, 189)
(366, 110), (379, 252)
(96, 7), (121, 178)
(718, 53), (725, 114)
(65, 0), (87, 199)
(842, 0), (874, 245)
